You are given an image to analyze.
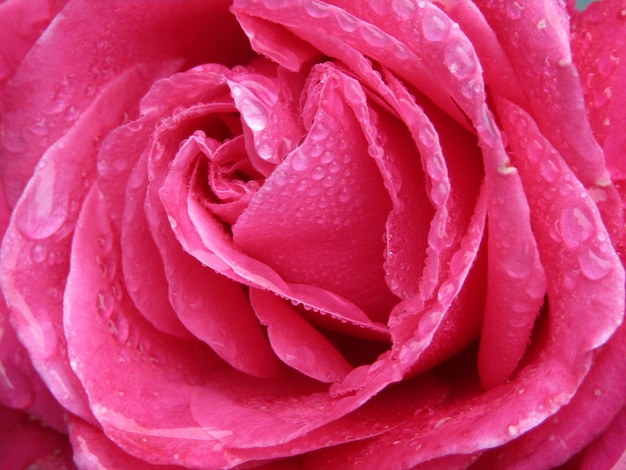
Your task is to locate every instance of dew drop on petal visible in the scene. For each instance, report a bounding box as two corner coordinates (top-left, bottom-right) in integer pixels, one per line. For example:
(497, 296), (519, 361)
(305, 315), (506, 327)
(392, 0), (416, 18)
(421, 8), (450, 42)
(559, 205), (595, 250)
(291, 150), (309, 171)
(239, 97), (269, 131)
(577, 244), (615, 280)
(444, 39), (477, 79)
(539, 153), (560, 183)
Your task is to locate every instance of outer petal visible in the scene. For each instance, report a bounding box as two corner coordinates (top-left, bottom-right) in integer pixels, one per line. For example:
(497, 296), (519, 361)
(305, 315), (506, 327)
(0, 0), (251, 207)
(0, 404), (75, 470)
(571, 0), (626, 184)
(473, 0), (624, 244)
(0, 62), (174, 422)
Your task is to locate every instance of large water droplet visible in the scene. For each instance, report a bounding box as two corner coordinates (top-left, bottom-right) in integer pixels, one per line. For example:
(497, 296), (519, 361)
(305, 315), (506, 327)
(291, 150), (309, 171)
(360, 25), (389, 48)
(559, 205), (595, 250)
(577, 244), (614, 280)
(392, 0), (416, 18)
(16, 162), (67, 240)
(421, 8), (451, 42)
(239, 97), (269, 132)
(444, 40), (477, 79)
(539, 153), (560, 183)
(305, 0), (331, 17)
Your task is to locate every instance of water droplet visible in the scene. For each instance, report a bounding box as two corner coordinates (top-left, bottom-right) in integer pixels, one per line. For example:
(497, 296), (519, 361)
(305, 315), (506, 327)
(257, 141), (274, 160)
(539, 153), (560, 183)
(291, 151), (309, 171)
(16, 163), (67, 240)
(305, 0), (331, 17)
(392, 0), (416, 18)
(31, 244), (47, 263)
(310, 122), (330, 141)
(338, 188), (351, 203)
(421, 8), (450, 42)
(239, 97), (269, 132)
(559, 206), (595, 250)
(336, 11), (359, 32)
(505, 1), (525, 19)
(360, 25), (389, 48)
(418, 125), (437, 148)
(577, 244), (614, 280)
(426, 155), (445, 181)
(526, 139), (545, 163)
(97, 291), (114, 319)
(444, 39), (477, 79)
(437, 281), (456, 305)
(111, 315), (130, 345)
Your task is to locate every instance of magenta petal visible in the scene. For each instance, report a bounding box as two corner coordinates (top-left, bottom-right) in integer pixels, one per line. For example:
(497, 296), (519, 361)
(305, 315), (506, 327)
(579, 405), (626, 469)
(0, 63), (167, 422)
(0, 404), (75, 470)
(474, 0), (625, 243)
(65, 185), (237, 468)
(391, 181), (488, 375)
(250, 288), (352, 383)
(0, 0), (65, 93)
(571, 0), (626, 183)
(478, 168), (547, 389)
(0, 0), (250, 207)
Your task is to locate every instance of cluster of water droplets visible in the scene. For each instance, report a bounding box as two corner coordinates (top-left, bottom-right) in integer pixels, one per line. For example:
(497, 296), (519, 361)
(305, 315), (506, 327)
(508, 109), (616, 285)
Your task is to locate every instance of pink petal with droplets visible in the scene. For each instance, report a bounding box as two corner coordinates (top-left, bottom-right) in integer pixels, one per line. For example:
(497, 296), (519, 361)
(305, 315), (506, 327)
(117, 66), (234, 340)
(435, 0), (528, 108)
(159, 132), (283, 378)
(391, 181), (487, 376)
(571, 0), (626, 183)
(0, 0), (250, 207)
(232, 0), (470, 129)
(250, 288), (352, 383)
(478, 168), (547, 389)
(0, 63), (172, 423)
(233, 64), (397, 321)
(474, 0), (625, 244)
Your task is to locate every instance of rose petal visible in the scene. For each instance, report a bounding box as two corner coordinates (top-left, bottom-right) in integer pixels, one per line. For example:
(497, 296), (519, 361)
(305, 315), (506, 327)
(474, 0), (625, 244)
(0, 63), (173, 422)
(0, 0), (251, 207)
(478, 168), (547, 389)
(232, 0), (471, 129)
(579, 404), (626, 469)
(0, 403), (74, 470)
(117, 65), (233, 340)
(571, 0), (626, 184)
(159, 132), (283, 378)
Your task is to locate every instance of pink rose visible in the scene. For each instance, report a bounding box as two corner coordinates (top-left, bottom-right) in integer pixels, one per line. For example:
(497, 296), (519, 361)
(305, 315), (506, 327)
(1, 0), (625, 468)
